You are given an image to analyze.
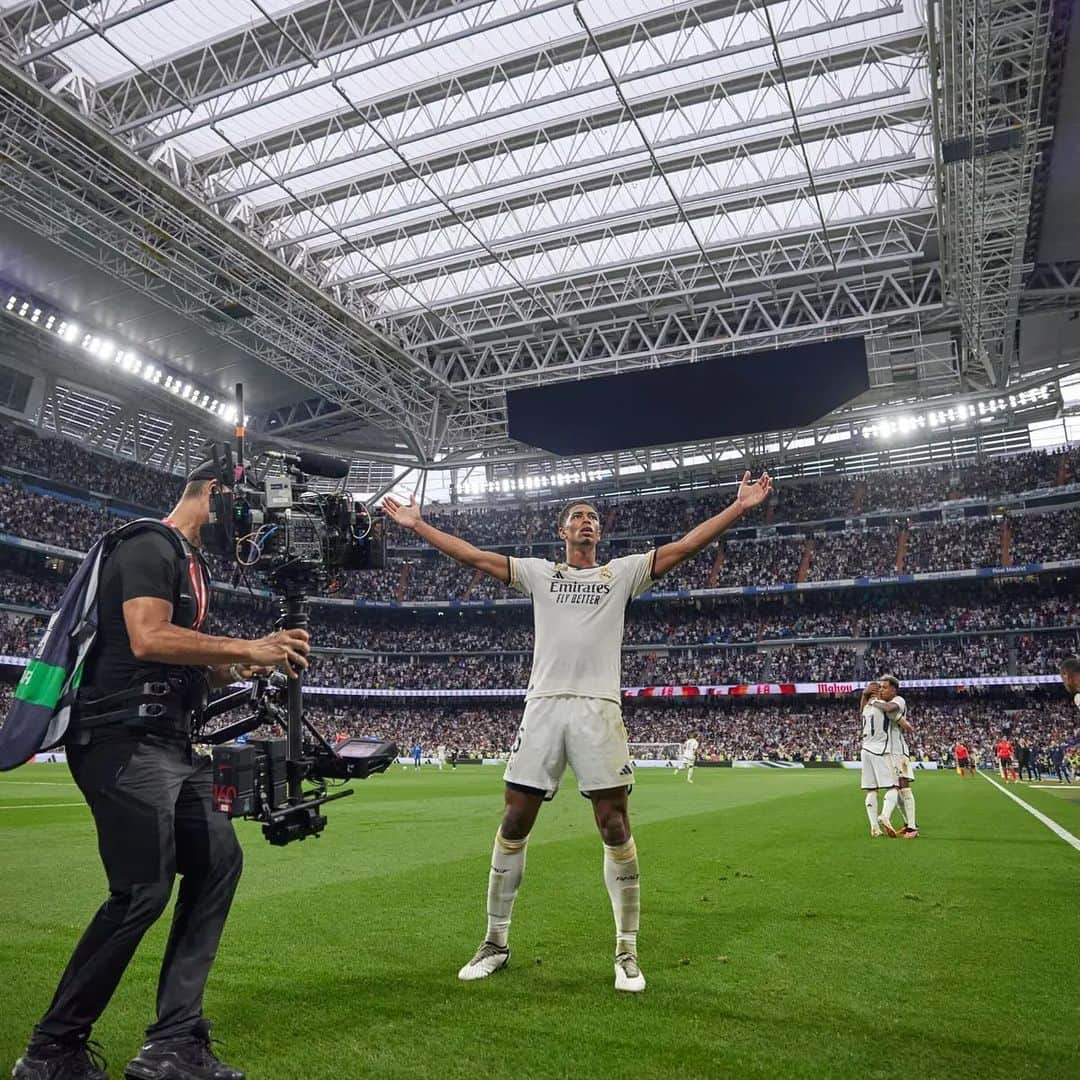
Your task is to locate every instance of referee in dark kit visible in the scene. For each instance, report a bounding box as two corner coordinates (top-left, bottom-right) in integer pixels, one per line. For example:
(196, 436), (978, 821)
(14, 462), (311, 1080)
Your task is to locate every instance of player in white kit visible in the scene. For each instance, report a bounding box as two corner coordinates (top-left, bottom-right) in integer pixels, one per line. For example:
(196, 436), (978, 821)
(436, 744), (447, 770)
(383, 471), (771, 992)
(676, 735), (700, 783)
(859, 675), (916, 839)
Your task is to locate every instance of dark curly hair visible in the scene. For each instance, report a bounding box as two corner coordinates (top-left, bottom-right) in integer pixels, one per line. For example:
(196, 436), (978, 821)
(557, 500), (600, 530)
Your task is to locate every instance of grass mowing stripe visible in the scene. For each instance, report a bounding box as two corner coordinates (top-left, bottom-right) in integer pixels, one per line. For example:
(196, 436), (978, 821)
(978, 772), (1080, 850)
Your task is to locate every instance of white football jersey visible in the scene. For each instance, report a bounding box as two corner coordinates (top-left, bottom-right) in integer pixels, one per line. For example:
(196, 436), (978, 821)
(682, 738), (699, 759)
(509, 552), (656, 703)
(884, 696), (909, 755)
(861, 703), (889, 755)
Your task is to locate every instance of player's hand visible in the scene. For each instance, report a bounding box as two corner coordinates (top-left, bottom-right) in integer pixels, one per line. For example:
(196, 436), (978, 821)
(246, 629), (310, 678)
(899, 718), (914, 734)
(382, 493), (424, 531)
(736, 470), (772, 510)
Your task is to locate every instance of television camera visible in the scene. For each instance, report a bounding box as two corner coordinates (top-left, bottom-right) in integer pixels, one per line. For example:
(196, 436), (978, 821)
(196, 385), (396, 845)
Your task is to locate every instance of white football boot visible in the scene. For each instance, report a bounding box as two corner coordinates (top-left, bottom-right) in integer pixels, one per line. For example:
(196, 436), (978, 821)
(614, 952), (646, 992)
(458, 941), (510, 981)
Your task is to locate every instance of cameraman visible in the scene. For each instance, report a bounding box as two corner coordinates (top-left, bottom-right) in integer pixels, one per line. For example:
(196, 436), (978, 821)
(14, 463), (310, 1080)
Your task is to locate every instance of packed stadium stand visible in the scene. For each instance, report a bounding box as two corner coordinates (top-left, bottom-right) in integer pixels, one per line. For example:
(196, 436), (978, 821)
(2, 418), (1079, 769)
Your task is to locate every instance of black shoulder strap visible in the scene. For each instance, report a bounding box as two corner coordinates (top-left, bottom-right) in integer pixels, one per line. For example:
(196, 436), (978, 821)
(104, 517), (187, 560)
(102, 518), (194, 623)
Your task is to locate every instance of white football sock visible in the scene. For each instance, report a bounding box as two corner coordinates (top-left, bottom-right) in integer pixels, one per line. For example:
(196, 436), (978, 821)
(604, 837), (640, 957)
(687, 766), (695, 782)
(881, 788), (899, 823)
(864, 791), (879, 830)
(485, 830), (527, 948)
(899, 787), (916, 829)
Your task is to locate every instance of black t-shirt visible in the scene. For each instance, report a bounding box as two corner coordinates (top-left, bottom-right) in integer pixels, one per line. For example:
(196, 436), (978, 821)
(83, 529), (210, 696)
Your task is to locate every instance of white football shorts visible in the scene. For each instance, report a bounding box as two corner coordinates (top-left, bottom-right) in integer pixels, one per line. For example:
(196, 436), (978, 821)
(892, 753), (916, 783)
(504, 695), (633, 799)
(861, 748), (898, 789)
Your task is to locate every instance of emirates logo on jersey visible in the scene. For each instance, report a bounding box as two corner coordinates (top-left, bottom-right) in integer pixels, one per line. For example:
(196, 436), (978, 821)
(549, 579), (612, 605)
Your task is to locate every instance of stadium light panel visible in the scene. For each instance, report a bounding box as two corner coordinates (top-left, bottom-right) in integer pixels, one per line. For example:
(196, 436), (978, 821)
(5, 296), (15, 310)
(18, 302), (29, 316)
(30, 309), (40, 323)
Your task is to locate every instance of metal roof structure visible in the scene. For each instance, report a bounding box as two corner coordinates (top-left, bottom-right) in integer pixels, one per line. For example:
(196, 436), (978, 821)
(0, 0), (1075, 493)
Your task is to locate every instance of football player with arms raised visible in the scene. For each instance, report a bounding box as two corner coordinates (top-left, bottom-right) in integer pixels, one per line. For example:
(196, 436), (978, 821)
(383, 471), (771, 992)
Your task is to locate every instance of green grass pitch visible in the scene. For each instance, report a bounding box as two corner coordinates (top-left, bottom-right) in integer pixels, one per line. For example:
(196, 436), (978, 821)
(2, 765), (1078, 1079)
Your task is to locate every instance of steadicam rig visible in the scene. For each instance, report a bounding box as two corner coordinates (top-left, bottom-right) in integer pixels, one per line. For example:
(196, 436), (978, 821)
(197, 384), (396, 845)
(203, 674), (397, 846)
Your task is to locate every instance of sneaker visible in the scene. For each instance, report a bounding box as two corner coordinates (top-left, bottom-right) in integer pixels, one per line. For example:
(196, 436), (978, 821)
(870, 829), (882, 838)
(13, 1037), (108, 1079)
(878, 816), (898, 838)
(614, 953), (646, 993)
(124, 1020), (243, 1080)
(901, 827), (919, 839)
(457, 941), (510, 981)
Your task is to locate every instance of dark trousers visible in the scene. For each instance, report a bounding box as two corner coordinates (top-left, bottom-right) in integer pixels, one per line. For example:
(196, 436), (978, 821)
(34, 733), (243, 1043)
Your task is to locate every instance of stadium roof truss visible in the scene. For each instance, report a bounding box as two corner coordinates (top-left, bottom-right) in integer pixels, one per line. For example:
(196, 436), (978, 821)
(0, 0), (1065, 475)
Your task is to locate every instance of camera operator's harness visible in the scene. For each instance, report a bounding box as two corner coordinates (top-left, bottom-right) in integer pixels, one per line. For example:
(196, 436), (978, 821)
(69, 518), (213, 743)
(0, 518), (220, 768)
(70, 520), (285, 748)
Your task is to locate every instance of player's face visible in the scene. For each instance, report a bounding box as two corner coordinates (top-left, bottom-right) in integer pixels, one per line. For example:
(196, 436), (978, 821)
(879, 683), (897, 701)
(559, 504), (601, 547)
(1061, 670), (1080, 695)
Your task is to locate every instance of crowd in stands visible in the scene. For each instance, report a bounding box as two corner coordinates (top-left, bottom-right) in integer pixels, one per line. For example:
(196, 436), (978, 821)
(2, 675), (1076, 766)
(291, 697), (1080, 765)
(0, 612), (46, 657)
(6, 483), (1080, 599)
(3, 606), (1071, 684)
(0, 422), (179, 510)
(1, 420), (1080, 603)
(1010, 509), (1080, 564)
(3, 560), (1078, 682)
(269, 631), (1080, 687)
(5, 421), (1080, 768)
(0, 480), (120, 550)
(2, 419), (1078, 541)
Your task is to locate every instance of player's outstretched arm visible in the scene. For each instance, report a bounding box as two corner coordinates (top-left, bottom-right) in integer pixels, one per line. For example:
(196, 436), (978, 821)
(382, 494), (510, 583)
(653, 470), (772, 578)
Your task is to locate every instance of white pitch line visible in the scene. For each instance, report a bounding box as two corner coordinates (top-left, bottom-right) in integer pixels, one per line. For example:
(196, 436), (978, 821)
(979, 773), (1080, 851)
(0, 803), (84, 810)
(0, 781), (77, 787)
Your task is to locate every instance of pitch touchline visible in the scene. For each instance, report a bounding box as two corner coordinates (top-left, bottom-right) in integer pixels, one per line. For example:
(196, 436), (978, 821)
(979, 773), (1080, 851)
